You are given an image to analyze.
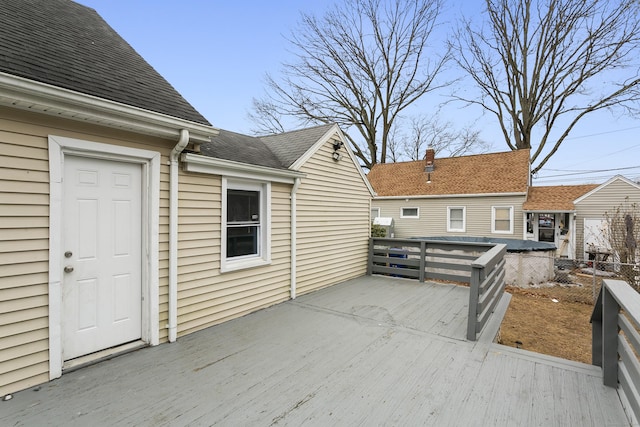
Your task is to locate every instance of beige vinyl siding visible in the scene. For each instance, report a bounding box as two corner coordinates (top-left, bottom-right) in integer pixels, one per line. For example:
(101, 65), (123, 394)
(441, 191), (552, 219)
(295, 139), (371, 296)
(372, 194), (526, 239)
(574, 179), (640, 260)
(175, 173), (292, 337)
(0, 108), (171, 396)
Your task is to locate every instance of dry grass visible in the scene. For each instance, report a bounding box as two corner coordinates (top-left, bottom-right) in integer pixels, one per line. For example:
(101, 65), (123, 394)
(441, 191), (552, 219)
(498, 276), (602, 364)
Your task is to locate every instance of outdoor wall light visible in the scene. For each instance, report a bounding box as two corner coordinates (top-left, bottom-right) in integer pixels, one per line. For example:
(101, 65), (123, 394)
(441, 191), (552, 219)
(332, 140), (344, 161)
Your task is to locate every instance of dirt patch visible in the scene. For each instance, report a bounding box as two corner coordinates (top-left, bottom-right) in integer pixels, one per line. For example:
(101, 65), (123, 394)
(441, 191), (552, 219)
(498, 278), (602, 364)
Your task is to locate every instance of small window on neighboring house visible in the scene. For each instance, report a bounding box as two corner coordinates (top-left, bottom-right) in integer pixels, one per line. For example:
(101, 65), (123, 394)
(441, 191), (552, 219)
(447, 207), (466, 232)
(492, 206), (514, 234)
(371, 207), (380, 219)
(401, 207), (419, 218)
(222, 179), (271, 272)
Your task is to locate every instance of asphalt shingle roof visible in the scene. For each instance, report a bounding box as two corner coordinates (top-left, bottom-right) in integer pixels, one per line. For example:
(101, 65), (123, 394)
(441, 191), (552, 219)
(523, 185), (598, 211)
(201, 124), (336, 169)
(0, 0), (210, 125)
(368, 149), (530, 196)
(260, 124), (334, 168)
(200, 129), (286, 169)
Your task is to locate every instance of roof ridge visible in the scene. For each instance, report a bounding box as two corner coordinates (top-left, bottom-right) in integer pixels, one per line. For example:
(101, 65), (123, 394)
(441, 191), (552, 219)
(371, 148), (530, 169)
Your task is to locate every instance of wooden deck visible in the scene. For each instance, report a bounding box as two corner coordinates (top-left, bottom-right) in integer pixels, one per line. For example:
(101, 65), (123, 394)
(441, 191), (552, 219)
(0, 276), (630, 426)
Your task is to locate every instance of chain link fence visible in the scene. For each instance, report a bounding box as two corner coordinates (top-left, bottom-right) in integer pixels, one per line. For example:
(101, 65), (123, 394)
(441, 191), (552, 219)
(505, 252), (640, 304)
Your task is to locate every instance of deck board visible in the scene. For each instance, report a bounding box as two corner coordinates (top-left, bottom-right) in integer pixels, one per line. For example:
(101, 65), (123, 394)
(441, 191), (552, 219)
(0, 275), (629, 426)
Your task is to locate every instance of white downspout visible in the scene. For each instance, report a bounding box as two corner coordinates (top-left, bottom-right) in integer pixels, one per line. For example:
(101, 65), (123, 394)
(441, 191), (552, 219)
(168, 129), (189, 342)
(290, 177), (301, 299)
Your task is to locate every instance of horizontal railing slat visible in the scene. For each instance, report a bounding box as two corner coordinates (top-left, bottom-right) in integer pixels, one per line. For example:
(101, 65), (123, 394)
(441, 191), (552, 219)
(477, 280), (506, 333)
(368, 238), (507, 342)
(619, 313), (640, 359)
(479, 259), (505, 295)
(424, 252), (478, 261)
(618, 361), (640, 424)
(371, 255), (421, 267)
(591, 278), (640, 423)
(371, 265), (420, 278)
(425, 261), (472, 273)
(619, 335), (640, 399)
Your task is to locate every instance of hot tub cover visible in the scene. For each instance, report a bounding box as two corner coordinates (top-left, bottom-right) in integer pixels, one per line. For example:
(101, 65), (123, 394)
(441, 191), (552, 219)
(410, 236), (556, 252)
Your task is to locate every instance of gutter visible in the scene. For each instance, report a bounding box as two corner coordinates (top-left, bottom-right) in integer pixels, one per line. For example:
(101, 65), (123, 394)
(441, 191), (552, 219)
(0, 72), (217, 143)
(168, 129), (190, 342)
(290, 178), (301, 299)
(182, 153), (305, 183)
(374, 192), (527, 200)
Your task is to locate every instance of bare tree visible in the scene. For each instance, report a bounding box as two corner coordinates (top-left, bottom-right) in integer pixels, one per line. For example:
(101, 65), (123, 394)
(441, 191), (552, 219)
(604, 200), (639, 287)
(400, 115), (489, 161)
(452, 0), (640, 175)
(249, 0), (452, 169)
(386, 126), (403, 163)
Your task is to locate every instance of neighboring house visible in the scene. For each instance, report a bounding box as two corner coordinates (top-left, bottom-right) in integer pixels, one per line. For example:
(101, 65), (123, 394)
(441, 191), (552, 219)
(369, 148), (640, 261)
(524, 176), (640, 260)
(368, 148), (530, 239)
(0, 0), (373, 396)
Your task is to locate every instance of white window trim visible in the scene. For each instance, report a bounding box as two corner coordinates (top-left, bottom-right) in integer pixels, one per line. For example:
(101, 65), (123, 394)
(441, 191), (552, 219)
(371, 207), (380, 219)
(492, 206), (514, 234)
(447, 206), (466, 232)
(221, 178), (271, 272)
(401, 207), (419, 219)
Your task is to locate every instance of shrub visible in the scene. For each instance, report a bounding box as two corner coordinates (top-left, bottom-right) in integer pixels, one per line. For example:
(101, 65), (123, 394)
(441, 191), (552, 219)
(371, 222), (387, 237)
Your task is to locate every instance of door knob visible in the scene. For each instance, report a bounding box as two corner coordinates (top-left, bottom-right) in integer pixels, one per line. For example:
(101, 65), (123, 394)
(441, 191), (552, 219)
(64, 266), (74, 273)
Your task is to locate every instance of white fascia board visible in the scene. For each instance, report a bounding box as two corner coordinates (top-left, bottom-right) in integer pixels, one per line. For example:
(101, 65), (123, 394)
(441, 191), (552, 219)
(0, 72), (219, 143)
(182, 153), (306, 184)
(374, 192), (527, 200)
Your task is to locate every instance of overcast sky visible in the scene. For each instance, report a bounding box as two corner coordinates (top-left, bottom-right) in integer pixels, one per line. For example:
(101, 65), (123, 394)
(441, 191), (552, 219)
(75, 0), (640, 185)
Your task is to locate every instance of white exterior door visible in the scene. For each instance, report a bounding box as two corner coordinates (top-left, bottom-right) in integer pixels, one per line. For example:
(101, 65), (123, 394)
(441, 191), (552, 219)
(62, 155), (142, 360)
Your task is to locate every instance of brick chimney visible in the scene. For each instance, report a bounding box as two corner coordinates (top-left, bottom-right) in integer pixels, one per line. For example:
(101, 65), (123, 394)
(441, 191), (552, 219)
(424, 146), (435, 172)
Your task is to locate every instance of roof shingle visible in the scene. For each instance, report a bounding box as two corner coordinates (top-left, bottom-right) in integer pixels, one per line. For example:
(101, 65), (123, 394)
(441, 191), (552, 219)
(200, 129), (286, 169)
(368, 149), (530, 196)
(260, 124), (334, 168)
(0, 0), (210, 125)
(522, 185), (598, 211)
(201, 124), (337, 169)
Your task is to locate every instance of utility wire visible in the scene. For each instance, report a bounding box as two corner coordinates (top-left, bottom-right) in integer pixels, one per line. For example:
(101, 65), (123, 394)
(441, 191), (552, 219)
(563, 125), (640, 140)
(535, 165), (640, 179)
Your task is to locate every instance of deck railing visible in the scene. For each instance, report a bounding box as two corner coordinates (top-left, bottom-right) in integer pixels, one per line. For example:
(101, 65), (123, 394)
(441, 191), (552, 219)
(466, 243), (507, 341)
(591, 279), (640, 423)
(367, 238), (507, 341)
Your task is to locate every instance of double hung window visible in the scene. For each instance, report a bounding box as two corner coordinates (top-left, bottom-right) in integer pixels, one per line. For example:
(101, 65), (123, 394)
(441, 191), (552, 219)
(447, 207), (466, 232)
(492, 206), (513, 234)
(222, 179), (270, 271)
